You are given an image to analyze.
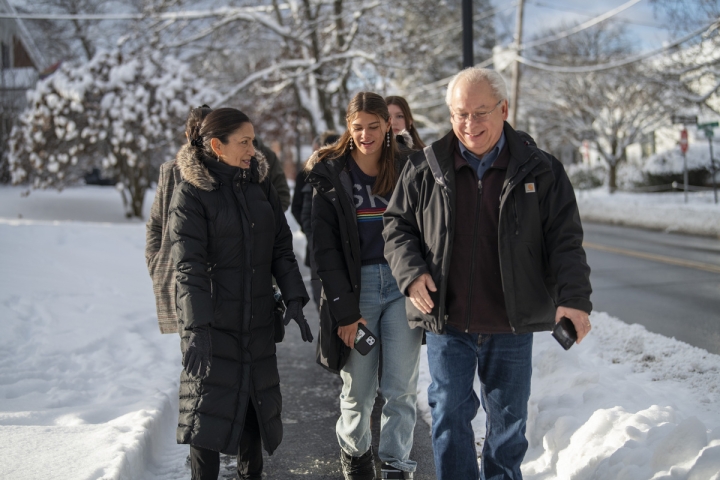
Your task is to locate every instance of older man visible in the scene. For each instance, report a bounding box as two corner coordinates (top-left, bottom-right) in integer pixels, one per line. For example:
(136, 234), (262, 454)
(383, 67), (592, 479)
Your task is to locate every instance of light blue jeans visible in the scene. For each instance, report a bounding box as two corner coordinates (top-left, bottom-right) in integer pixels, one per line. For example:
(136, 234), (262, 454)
(337, 264), (423, 472)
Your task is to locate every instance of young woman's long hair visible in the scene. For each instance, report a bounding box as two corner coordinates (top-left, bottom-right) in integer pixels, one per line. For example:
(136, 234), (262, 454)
(385, 95), (425, 149)
(311, 92), (398, 196)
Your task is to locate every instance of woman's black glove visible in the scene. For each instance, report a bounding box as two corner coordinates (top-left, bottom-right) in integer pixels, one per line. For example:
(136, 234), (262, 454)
(283, 300), (313, 343)
(183, 326), (212, 378)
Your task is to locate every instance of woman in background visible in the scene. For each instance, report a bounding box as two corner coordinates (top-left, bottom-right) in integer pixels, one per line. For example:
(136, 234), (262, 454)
(385, 96), (425, 150)
(145, 105), (213, 335)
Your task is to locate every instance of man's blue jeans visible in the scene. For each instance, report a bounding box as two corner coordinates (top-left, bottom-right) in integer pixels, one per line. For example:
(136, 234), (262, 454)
(426, 326), (533, 480)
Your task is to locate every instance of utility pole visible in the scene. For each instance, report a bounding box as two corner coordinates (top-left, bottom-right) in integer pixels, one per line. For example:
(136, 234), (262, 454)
(462, 0), (473, 68)
(509, 0), (525, 127)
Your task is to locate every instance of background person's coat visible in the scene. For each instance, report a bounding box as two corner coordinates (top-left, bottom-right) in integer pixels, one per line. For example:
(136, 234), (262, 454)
(145, 158), (183, 334)
(169, 145), (308, 455)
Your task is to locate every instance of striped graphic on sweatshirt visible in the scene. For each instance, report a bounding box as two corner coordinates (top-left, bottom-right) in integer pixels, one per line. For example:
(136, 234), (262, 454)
(357, 207), (387, 223)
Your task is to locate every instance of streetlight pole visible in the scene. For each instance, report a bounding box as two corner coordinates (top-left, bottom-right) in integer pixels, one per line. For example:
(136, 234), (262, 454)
(710, 136), (717, 204)
(680, 127), (689, 203)
(462, 0), (473, 68)
(509, 0), (525, 128)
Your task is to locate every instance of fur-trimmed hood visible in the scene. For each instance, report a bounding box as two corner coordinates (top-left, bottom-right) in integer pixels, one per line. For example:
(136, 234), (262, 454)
(175, 143), (269, 191)
(303, 147), (325, 173)
(396, 129), (414, 149)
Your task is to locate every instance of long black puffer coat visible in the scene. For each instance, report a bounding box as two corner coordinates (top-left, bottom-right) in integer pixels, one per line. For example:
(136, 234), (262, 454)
(169, 144), (308, 455)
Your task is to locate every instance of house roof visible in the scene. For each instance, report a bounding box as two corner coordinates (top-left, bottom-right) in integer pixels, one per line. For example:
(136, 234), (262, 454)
(0, 0), (46, 70)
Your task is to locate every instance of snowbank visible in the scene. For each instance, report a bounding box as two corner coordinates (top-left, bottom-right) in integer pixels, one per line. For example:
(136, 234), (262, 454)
(417, 313), (720, 479)
(0, 218), (181, 479)
(644, 141), (720, 175)
(576, 189), (720, 238)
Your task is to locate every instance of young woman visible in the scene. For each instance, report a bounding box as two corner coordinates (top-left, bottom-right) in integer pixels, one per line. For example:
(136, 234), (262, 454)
(169, 108), (312, 480)
(306, 92), (422, 480)
(385, 96), (425, 150)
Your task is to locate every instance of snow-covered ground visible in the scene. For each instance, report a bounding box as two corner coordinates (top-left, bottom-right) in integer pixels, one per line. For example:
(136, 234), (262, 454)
(576, 188), (720, 238)
(1, 185), (719, 480)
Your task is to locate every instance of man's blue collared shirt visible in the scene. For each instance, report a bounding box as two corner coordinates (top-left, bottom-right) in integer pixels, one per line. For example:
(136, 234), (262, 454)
(459, 132), (506, 180)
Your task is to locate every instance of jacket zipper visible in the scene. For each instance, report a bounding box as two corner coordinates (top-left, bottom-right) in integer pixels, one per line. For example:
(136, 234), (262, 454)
(208, 263), (218, 310)
(464, 178), (482, 333)
(498, 155), (537, 333)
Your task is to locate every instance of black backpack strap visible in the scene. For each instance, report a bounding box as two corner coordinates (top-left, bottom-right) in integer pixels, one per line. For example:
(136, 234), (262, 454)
(424, 145), (446, 187)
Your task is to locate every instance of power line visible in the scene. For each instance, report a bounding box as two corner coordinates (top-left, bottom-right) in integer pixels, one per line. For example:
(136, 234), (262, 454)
(0, 5), (277, 21)
(517, 20), (716, 73)
(407, 1), (649, 101)
(521, 0), (643, 50)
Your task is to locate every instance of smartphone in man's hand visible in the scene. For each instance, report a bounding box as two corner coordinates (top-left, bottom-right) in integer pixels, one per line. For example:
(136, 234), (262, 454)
(552, 316), (577, 350)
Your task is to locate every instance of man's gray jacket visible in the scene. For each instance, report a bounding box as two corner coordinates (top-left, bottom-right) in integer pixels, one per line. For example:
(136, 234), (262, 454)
(382, 123), (592, 334)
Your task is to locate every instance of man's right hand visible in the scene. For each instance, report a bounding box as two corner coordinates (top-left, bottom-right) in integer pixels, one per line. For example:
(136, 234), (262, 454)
(408, 273), (437, 314)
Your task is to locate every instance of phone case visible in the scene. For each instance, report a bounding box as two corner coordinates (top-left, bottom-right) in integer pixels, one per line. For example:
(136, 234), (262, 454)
(552, 316), (577, 350)
(354, 324), (377, 356)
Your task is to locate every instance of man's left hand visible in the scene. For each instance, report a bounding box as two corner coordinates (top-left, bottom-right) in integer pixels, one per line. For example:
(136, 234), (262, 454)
(556, 306), (591, 344)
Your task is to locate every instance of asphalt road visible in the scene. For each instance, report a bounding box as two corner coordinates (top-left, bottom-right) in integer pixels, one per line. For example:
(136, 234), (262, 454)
(583, 222), (720, 355)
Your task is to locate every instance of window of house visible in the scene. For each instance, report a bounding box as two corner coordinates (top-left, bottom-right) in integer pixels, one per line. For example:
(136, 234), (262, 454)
(1, 42), (10, 69)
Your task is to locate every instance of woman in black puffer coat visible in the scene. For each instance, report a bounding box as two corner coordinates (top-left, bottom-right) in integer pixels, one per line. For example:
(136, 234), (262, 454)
(168, 108), (311, 480)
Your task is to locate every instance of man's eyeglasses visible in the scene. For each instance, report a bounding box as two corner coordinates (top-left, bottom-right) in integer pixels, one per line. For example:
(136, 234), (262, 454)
(450, 100), (503, 124)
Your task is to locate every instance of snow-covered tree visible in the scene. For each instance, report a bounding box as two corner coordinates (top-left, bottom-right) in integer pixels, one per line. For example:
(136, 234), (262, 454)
(152, 1), (381, 137)
(522, 23), (672, 192)
(649, 0), (720, 114)
(19, 0), (140, 64)
(378, 0), (497, 134)
(8, 47), (217, 218)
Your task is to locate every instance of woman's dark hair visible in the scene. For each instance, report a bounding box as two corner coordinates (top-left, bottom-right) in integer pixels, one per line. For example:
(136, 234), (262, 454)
(185, 105), (213, 145)
(385, 96), (425, 149)
(312, 131), (341, 150)
(321, 132), (340, 146)
(196, 108), (252, 155)
(311, 92), (398, 196)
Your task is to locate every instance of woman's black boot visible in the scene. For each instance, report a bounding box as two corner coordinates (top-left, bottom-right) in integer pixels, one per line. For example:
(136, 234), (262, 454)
(340, 446), (376, 480)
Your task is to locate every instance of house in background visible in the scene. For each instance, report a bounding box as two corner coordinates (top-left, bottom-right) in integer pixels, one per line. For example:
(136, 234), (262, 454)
(1, 0), (47, 177)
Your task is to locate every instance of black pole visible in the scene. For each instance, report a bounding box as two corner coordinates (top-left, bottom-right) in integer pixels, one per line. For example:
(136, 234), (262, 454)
(462, 0), (473, 68)
(710, 136), (717, 204)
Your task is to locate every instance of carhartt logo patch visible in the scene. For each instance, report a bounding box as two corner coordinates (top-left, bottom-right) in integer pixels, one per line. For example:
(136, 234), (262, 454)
(525, 183), (536, 193)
